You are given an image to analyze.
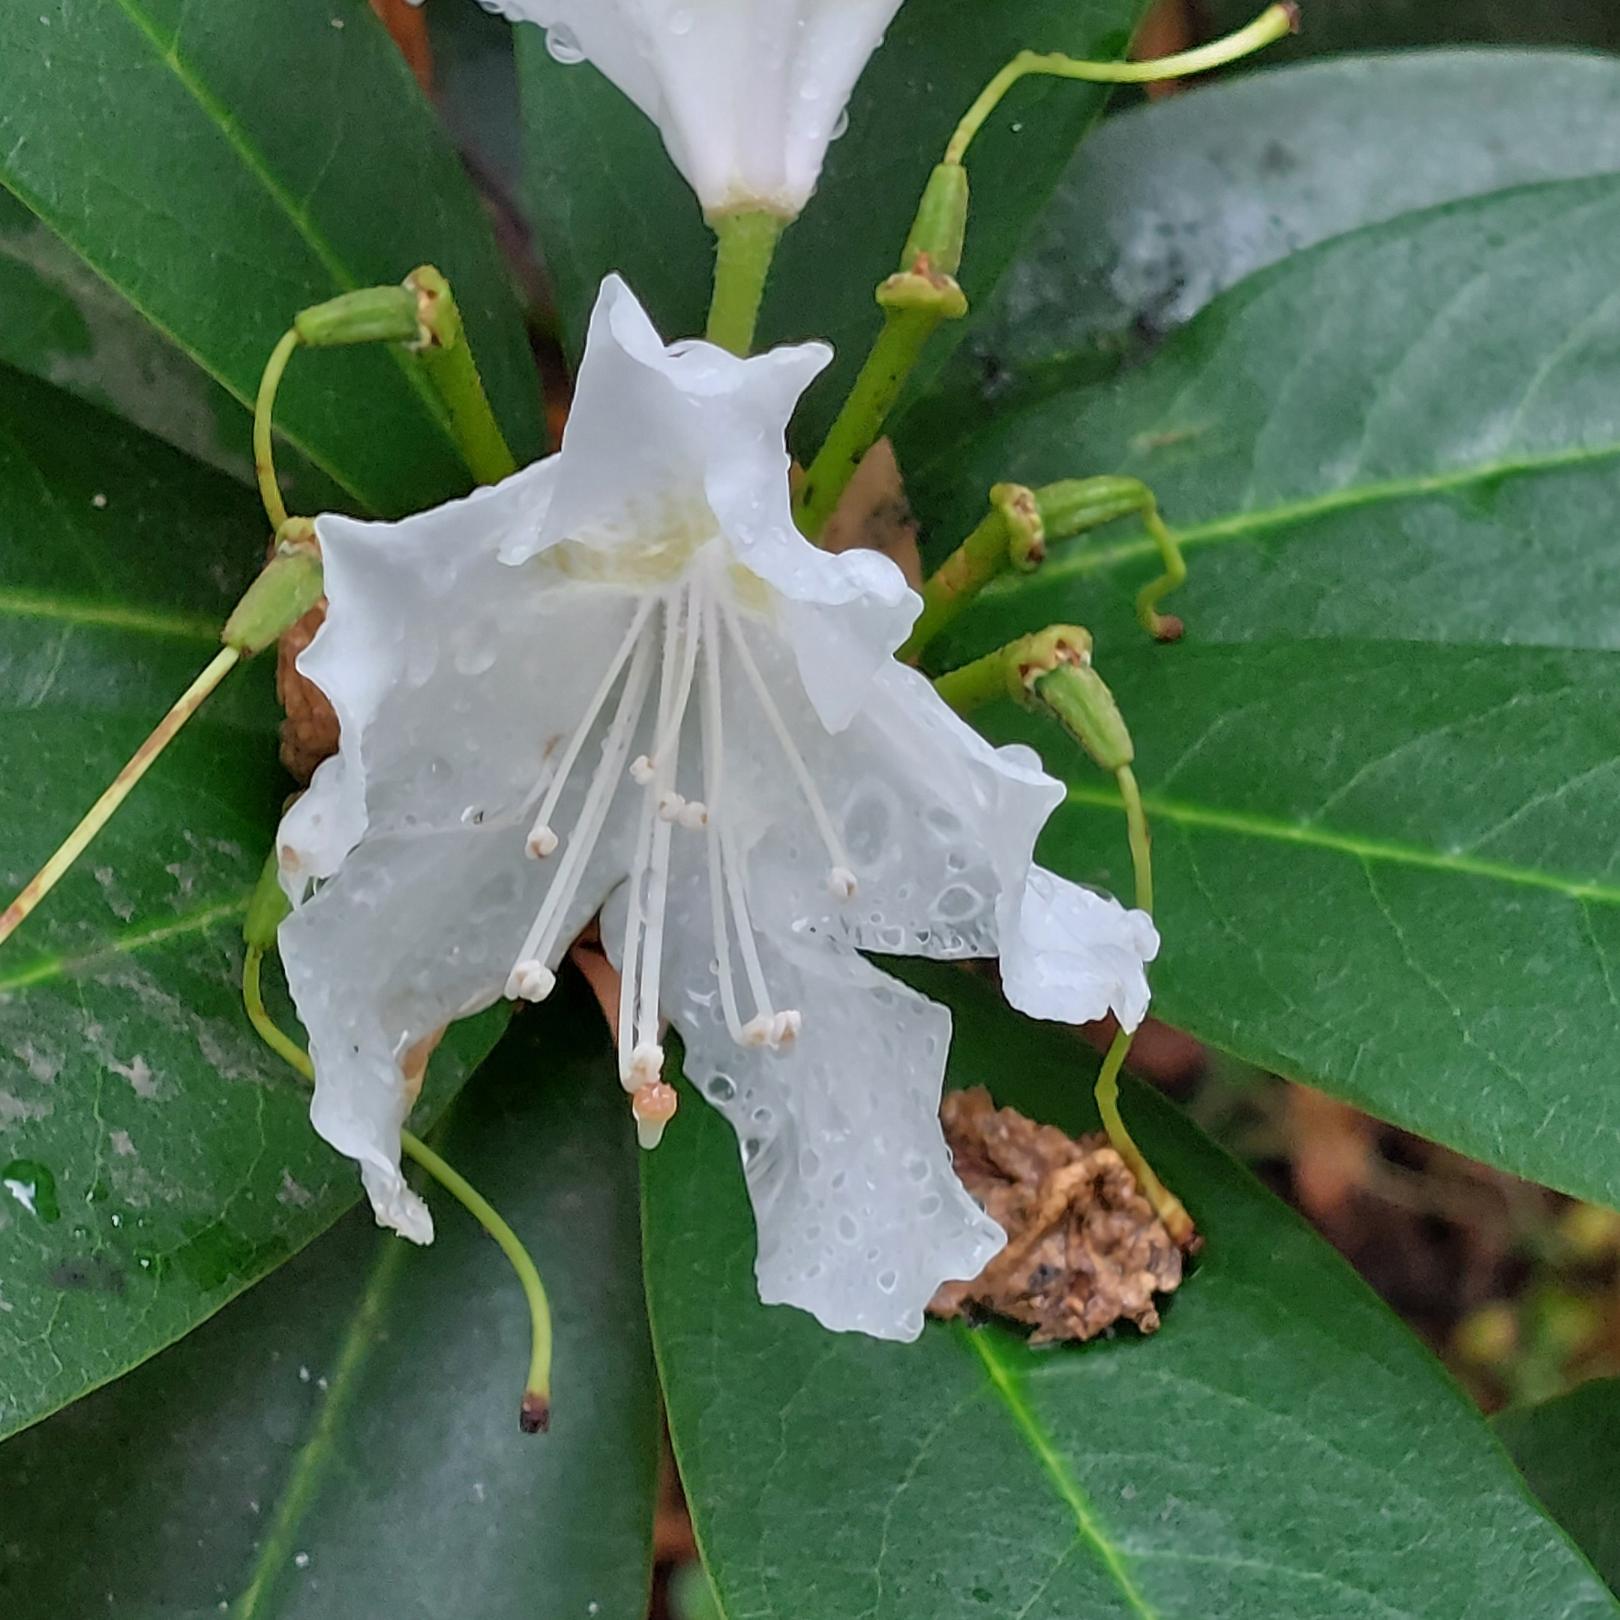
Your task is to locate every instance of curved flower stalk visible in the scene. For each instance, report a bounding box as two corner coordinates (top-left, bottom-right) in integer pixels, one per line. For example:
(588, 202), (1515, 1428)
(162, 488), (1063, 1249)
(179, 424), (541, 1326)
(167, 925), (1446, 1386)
(277, 276), (1157, 1341)
(488, 0), (904, 219)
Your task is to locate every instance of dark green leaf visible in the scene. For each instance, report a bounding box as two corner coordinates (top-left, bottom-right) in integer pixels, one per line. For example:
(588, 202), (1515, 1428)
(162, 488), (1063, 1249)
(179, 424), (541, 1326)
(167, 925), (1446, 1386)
(0, 369), (501, 1440)
(1202, 0), (1620, 57)
(646, 964), (1617, 1618)
(989, 638), (1620, 1212)
(0, 990), (660, 1619)
(910, 173), (1620, 665)
(0, 189), (254, 483)
(0, 0), (541, 517)
(911, 50), (1620, 435)
(1497, 1379), (1620, 1596)
(519, 0), (1144, 445)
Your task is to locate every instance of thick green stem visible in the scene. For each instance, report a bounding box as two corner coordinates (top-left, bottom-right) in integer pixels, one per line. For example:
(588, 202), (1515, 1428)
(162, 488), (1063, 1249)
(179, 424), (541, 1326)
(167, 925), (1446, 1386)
(242, 944), (554, 1430)
(796, 306), (942, 538)
(705, 210), (787, 355)
(931, 638), (1020, 716)
(902, 511), (1011, 663)
(408, 266), (519, 487)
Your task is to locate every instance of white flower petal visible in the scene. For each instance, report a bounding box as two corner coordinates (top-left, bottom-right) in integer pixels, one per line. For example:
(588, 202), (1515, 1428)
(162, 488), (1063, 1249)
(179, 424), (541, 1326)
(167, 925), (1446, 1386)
(512, 275), (827, 568)
(491, 0), (905, 215)
(1000, 866), (1161, 1032)
(280, 459), (573, 891)
(516, 277), (915, 728)
(282, 808), (638, 1241)
(655, 861), (1004, 1340)
(720, 630), (1063, 958)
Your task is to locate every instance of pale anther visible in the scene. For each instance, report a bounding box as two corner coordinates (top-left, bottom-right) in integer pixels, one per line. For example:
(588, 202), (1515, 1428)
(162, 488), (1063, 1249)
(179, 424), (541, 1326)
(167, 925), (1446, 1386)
(526, 827), (559, 859)
(771, 1009), (802, 1047)
(629, 754), (656, 785)
(678, 799), (709, 830)
(626, 1041), (666, 1092)
(506, 959), (556, 1002)
(657, 790), (687, 822)
(829, 865), (858, 901)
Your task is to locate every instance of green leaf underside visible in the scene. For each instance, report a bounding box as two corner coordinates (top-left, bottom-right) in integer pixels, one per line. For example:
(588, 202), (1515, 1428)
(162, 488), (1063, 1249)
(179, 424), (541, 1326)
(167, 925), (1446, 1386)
(909, 172), (1620, 666)
(0, 994), (660, 1620)
(0, 371), (502, 1441)
(0, 0), (540, 519)
(913, 49), (1620, 435)
(645, 964), (1615, 1620)
(1497, 1380), (1620, 1597)
(1201, 0), (1620, 58)
(519, 0), (1144, 447)
(0, 187), (268, 490)
(980, 638), (1620, 1212)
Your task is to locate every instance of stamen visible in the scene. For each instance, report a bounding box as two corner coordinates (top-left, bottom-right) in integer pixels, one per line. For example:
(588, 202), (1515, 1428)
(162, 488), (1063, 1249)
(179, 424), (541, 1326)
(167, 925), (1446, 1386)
(617, 590), (687, 1084)
(719, 598), (858, 901)
(525, 597), (657, 859)
(625, 1042), (665, 1093)
(701, 592), (777, 1044)
(633, 588), (702, 1061)
(700, 594), (750, 1046)
(739, 1008), (802, 1050)
(505, 960), (556, 1003)
(678, 800), (709, 830)
(510, 629), (657, 980)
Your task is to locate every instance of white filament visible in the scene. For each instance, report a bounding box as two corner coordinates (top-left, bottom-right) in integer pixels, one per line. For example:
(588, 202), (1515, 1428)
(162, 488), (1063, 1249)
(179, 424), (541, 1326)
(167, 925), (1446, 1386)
(617, 585), (701, 1086)
(720, 596), (857, 895)
(510, 630), (656, 980)
(525, 597), (656, 859)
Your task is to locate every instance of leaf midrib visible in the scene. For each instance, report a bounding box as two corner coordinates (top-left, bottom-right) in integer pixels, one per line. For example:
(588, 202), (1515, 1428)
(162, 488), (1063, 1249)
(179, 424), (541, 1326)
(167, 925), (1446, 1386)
(962, 1325), (1159, 1619)
(1062, 783), (1620, 905)
(990, 438), (1620, 590)
(0, 587), (220, 643)
(0, 896), (246, 992)
(4, 0), (464, 513)
(229, 1236), (409, 1618)
(110, 0), (459, 457)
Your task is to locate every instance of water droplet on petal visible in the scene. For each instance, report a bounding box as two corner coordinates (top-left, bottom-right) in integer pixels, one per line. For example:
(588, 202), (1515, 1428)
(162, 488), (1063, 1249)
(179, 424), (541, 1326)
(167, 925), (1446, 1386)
(545, 24), (585, 64)
(831, 108), (850, 140)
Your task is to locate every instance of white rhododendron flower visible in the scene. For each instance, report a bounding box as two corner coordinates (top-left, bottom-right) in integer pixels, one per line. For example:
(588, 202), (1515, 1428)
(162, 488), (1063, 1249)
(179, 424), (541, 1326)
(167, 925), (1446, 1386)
(276, 276), (1158, 1341)
(486, 0), (905, 217)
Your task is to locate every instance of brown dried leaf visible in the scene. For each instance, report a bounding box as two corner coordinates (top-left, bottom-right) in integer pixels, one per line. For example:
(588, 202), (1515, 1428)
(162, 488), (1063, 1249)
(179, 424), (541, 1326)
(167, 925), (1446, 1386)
(816, 439), (923, 589)
(930, 1088), (1183, 1343)
(276, 596), (340, 785)
(369, 0), (434, 90)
